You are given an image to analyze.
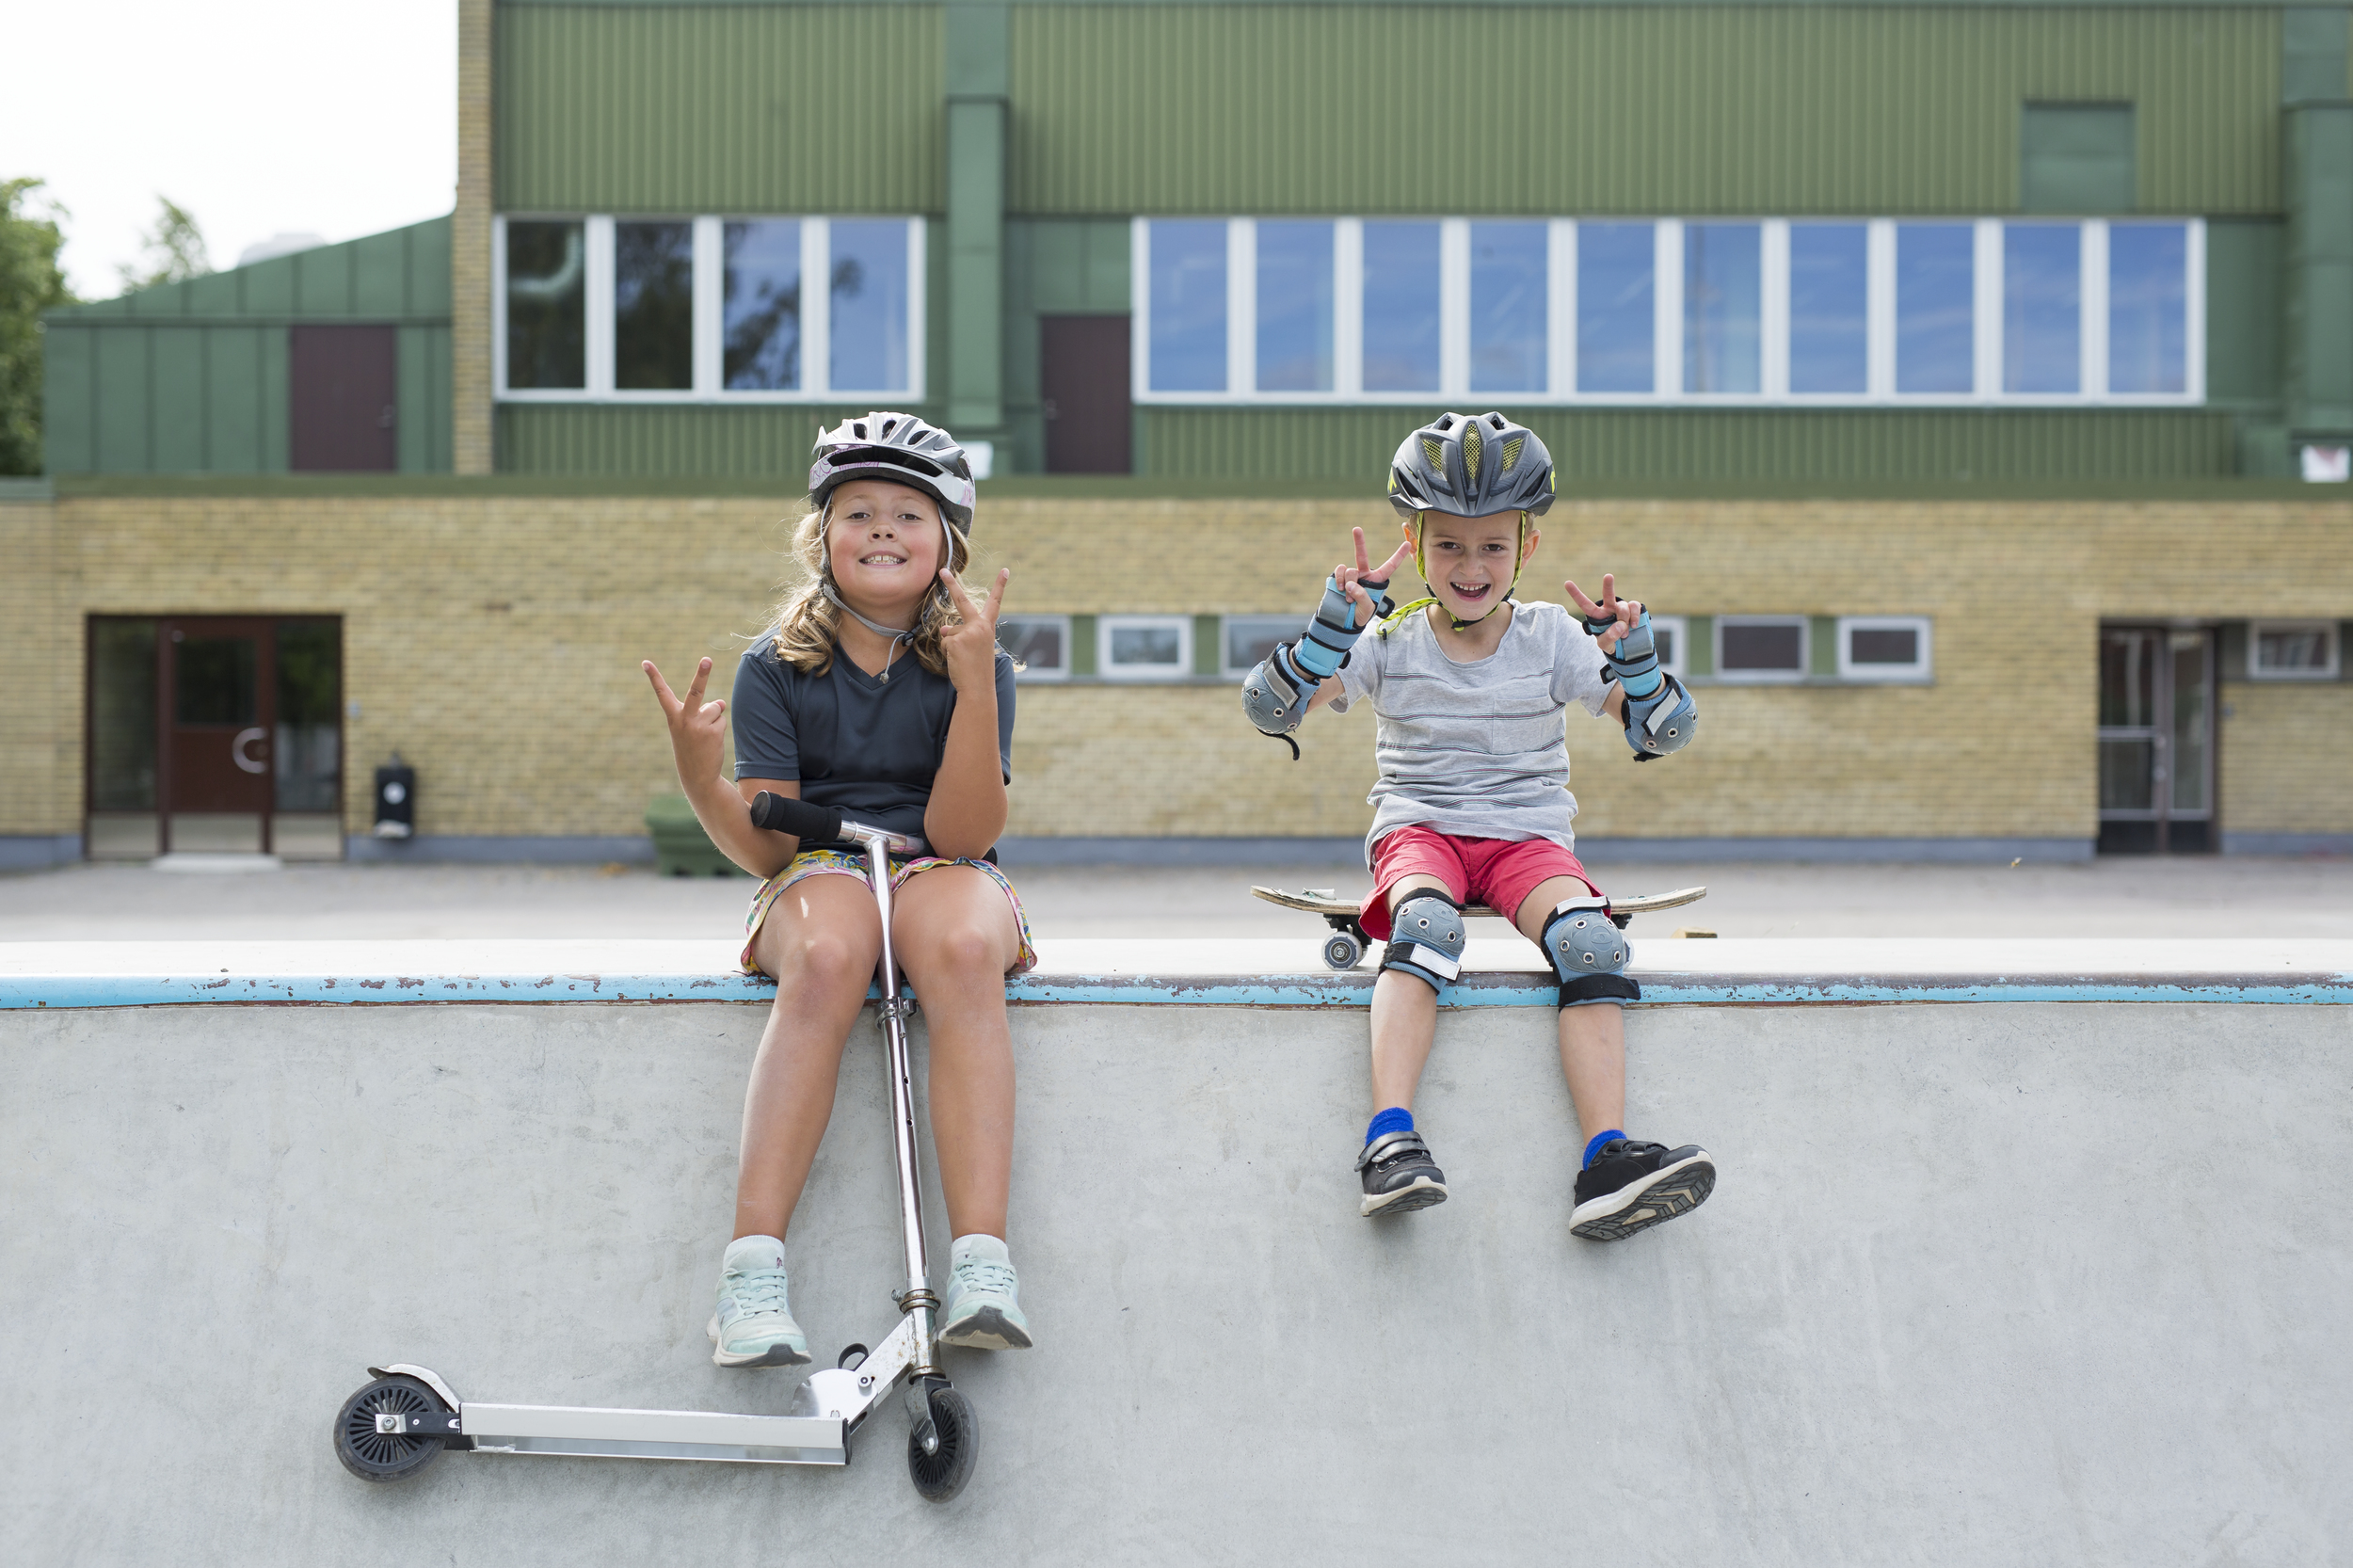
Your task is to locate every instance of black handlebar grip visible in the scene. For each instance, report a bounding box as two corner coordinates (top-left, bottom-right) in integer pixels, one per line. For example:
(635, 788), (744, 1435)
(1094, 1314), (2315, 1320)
(747, 792), (843, 842)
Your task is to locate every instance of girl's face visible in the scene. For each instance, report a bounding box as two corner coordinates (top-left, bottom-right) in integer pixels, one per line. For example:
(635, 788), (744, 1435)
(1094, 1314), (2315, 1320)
(827, 480), (949, 616)
(1411, 511), (1537, 621)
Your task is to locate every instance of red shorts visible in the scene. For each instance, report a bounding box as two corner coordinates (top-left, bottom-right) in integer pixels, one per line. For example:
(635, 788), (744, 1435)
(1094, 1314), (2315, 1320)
(1362, 824), (1602, 940)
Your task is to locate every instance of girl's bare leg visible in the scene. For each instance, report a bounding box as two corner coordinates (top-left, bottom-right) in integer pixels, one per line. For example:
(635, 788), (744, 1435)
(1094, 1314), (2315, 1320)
(1368, 872), (1455, 1111)
(1514, 874), (1626, 1143)
(889, 866), (1024, 1241)
(736, 875), (883, 1240)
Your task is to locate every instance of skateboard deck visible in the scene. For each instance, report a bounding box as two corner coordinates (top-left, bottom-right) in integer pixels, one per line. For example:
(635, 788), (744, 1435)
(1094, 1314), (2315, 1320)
(1252, 884), (1708, 970)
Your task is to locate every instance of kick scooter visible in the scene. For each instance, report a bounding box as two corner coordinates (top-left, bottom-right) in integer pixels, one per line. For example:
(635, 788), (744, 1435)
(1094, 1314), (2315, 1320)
(333, 792), (978, 1500)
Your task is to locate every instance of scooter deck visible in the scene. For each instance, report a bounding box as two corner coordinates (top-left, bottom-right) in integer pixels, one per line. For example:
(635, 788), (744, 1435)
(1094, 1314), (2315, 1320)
(457, 1401), (847, 1465)
(1251, 884), (1707, 920)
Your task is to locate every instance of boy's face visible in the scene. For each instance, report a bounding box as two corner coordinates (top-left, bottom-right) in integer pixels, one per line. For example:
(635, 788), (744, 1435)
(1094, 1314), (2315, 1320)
(1410, 510), (1537, 621)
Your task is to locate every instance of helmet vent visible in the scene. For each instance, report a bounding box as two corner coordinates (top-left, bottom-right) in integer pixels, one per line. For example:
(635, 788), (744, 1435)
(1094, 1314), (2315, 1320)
(1463, 423), (1483, 486)
(1500, 436), (1524, 473)
(1420, 436), (1446, 473)
(1434, 414), (1454, 431)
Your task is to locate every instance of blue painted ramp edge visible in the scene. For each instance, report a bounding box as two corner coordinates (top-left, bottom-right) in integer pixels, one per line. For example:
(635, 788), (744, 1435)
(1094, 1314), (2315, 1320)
(4, 969), (2350, 1010)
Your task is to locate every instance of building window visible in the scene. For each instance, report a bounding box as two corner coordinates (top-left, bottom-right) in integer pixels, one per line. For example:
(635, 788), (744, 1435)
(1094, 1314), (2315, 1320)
(1098, 616), (1193, 680)
(1716, 616), (1809, 681)
(1222, 616), (1297, 679)
(1131, 216), (2199, 406)
(996, 616), (1069, 680)
(1646, 616), (1689, 680)
(1837, 616), (1933, 681)
(2249, 621), (2340, 680)
(504, 219), (585, 390)
(495, 215), (922, 401)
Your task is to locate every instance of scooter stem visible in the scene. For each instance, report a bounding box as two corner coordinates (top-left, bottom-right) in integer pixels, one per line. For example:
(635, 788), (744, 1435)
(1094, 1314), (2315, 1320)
(859, 828), (941, 1376)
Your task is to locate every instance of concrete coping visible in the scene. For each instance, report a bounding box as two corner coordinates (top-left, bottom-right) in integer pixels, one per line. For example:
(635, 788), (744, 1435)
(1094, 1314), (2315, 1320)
(3, 938), (2349, 1009)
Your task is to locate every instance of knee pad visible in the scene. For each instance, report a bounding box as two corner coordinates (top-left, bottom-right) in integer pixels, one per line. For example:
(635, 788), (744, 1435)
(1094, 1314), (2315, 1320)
(1543, 896), (1641, 1008)
(1381, 892), (1465, 993)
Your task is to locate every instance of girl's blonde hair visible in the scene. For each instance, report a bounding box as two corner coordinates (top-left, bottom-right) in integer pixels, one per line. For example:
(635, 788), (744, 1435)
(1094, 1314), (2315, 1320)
(768, 498), (973, 677)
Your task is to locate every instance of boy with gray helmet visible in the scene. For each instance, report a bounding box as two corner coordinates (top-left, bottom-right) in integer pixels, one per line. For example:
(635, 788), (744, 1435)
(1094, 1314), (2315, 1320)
(1241, 411), (1713, 1241)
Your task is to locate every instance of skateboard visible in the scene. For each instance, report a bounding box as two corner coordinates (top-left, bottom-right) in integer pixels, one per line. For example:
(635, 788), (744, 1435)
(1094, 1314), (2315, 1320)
(1251, 884), (1709, 971)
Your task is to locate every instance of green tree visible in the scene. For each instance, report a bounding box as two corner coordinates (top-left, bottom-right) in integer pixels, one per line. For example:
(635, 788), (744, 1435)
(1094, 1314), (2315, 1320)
(118, 195), (210, 293)
(0, 177), (74, 476)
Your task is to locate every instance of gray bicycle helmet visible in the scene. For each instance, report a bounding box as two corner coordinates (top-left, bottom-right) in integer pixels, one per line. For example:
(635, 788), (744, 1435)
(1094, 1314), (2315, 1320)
(809, 411), (977, 533)
(1386, 411), (1555, 521)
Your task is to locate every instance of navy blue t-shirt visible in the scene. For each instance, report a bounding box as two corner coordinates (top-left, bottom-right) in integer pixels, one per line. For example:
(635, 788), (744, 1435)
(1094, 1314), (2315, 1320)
(731, 633), (1016, 855)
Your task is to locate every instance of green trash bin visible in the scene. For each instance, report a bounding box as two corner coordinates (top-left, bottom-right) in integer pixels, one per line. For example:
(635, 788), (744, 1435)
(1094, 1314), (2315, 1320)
(645, 792), (746, 877)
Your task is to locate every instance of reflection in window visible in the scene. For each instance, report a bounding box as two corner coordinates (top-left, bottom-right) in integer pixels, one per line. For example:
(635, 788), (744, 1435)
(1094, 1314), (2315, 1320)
(996, 616), (1067, 679)
(1578, 223), (1653, 393)
(724, 220), (801, 391)
(89, 620), (157, 812)
(1149, 221), (1227, 392)
(1224, 616), (1295, 676)
(2004, 225), (2079, 394)
(1256, 221), (1333, 392)
(2110, 223), (2186, 394)
(1470, 222), (1546, 392)
(615, 221), (694, 391)
(1897, 224), (1974, 393)
(1685, 223), (1759, 393)
(1789, 224), (1867, 394)
(830, 219), (909, 392)
(1362, 221), (1441, 392)
(505, 220), (585, 389)
(275, 621), (341, 812)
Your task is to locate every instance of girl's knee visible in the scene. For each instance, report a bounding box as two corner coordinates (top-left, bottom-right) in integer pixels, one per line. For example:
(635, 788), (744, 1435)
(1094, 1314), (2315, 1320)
(772, 927), (878, 993)
(928, 922), (1010, 980)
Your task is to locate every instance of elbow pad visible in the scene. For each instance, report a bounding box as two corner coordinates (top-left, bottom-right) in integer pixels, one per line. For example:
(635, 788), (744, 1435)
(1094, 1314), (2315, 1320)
(1242, 642), (1317, 737)
(1622, 670), (1696, 760)
(1290, 574), (1392, 681)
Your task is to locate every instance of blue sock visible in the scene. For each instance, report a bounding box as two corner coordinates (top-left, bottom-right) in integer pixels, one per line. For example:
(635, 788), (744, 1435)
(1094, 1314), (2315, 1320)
(1582, 1128), (1627, 1169)
(1366, 1107), (1415, 1144)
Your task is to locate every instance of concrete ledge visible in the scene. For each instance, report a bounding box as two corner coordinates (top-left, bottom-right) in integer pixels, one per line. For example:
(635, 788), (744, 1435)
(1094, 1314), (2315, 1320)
(0, 835), (81, 872)
(5, 937), (2347, 1009)
(344, 834), (658, 864)
(2221, 832), (2353, 856)
(996, 836), (2102, 866)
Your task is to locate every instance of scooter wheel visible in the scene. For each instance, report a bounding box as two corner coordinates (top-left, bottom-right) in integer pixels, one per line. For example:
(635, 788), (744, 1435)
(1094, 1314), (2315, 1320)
(1321, 932), (1364, 970)
(334, 1374), (450, 1482)
(905, 1383), (977, 1502)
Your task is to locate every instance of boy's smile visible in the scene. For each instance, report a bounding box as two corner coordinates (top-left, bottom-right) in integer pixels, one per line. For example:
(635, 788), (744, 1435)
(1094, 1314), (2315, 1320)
(1412, 510), (1536, 623)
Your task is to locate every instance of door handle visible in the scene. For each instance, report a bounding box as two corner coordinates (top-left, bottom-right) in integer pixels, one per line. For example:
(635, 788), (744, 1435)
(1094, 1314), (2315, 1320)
(232, 727), (269, 775)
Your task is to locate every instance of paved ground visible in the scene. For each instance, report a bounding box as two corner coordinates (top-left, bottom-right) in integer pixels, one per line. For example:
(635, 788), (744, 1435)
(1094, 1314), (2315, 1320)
(5, 851), (2348, 941)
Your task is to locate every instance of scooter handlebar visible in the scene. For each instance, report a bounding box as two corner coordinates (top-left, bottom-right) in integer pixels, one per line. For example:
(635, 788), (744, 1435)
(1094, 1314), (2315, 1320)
(747, 792), (923, 856)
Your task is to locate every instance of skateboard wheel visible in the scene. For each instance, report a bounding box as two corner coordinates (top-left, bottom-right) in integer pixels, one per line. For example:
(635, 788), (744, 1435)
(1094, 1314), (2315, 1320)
(1321, 932), (1364, 970)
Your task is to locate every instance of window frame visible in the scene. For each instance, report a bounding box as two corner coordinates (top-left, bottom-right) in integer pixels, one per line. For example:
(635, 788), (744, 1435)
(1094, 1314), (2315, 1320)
(1836, 616), (1935, 682)
(1130, 215), (2201, 408)
(2247, 620), (2342, 681)
(493, 213), (926, 403)
(1645, 615), (1689, 681)
(1096, 615), (1194, 681)
(1714, 615), (1811, 683)
(995, 614), (1072, 682)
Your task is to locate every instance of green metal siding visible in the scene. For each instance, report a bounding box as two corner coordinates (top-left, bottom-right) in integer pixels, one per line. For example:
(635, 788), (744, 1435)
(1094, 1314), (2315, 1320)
(495, 5), (945, 213)
(497, 402), (945, 475)
(1139, 407), (2242, 482)
(2019, 104), (2137, 212)
(2207, 217), (2284, 409)
(1009, 7), (2279, 215)
(398, 327), (456, 473)
(1001, 216), (1131, 470)
(52, 218), (451, 323)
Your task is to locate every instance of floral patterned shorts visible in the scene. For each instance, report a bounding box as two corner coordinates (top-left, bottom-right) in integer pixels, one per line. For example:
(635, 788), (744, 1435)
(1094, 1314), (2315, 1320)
(741, 848), (1038, 978)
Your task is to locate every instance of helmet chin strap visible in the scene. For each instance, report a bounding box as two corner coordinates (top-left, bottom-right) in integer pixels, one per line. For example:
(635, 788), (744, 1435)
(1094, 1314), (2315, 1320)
(1399, 510), (1531, 632)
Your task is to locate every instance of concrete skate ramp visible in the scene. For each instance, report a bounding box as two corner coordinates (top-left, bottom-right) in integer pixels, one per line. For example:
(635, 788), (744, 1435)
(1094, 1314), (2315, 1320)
(3, 939), (2348, 1567)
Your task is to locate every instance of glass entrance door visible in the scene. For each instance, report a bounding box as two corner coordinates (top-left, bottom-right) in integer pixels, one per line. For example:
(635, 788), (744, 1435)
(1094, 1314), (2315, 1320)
(165, 618), (277, 853)
(2097, 626), (2215, 854)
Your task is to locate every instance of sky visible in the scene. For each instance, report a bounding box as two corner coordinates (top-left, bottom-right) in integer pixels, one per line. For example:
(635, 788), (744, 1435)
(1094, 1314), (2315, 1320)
(5, 1), (457, 298)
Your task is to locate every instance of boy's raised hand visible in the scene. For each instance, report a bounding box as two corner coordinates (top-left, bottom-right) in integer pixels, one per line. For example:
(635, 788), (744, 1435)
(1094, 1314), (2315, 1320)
(644, 656), (728, 787)
(938, 566), (1012, 692)
(1337, 526), (1415, 627)
(1564, 573), (1644, 655)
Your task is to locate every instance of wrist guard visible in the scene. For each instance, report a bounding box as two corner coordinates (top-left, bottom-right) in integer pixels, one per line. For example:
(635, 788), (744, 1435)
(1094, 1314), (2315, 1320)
(1293, 573), (1393, 680)
(1584, 605), (1664, 701)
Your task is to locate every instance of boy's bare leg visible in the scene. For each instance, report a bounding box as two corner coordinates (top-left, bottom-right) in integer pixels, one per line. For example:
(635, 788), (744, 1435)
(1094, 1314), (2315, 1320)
(1368, 872), (1454, 1110)
(890, 866), (1024, 1242)
(1514, 875), (1626, 1143)
(737, 876), (885, 1240)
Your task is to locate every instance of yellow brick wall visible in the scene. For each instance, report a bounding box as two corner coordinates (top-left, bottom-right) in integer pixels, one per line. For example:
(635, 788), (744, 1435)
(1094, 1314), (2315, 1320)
(8, 490), (2350, 846)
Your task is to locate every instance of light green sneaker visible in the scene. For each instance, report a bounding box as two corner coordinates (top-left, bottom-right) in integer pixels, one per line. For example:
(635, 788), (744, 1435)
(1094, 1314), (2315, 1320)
(706, 1235), (811, 1368)
(937, 1233), (1033, 1351)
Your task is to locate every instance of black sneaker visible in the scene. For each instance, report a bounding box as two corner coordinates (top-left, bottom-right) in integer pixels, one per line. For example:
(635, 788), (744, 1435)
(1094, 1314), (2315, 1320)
(1570, 1139), (1715, 1240)
(1356, 1128), (1449, 1217)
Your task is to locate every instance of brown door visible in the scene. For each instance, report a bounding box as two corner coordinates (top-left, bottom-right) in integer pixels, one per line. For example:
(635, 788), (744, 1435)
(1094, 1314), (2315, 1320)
(162, 618), (277, 854)
(1040, 314), (1132, 473)
(290, 325), (397, 472)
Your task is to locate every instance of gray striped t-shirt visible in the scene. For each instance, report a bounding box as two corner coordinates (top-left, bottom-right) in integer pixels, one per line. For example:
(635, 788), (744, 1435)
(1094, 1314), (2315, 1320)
(1330, 600), (1613, 865)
